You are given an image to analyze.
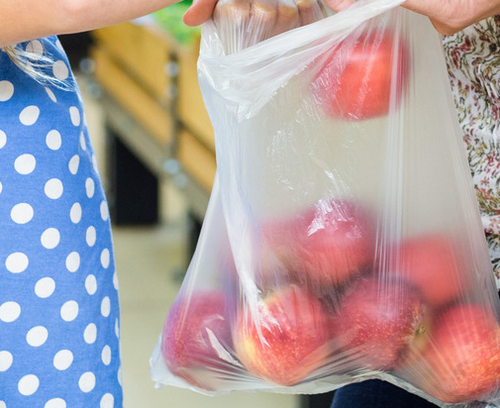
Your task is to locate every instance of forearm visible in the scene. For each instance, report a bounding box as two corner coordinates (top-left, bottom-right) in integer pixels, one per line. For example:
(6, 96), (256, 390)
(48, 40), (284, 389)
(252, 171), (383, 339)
(1, 0), (181, 47)
(402, 0), (500, 35)
(322, 0), (500, 36)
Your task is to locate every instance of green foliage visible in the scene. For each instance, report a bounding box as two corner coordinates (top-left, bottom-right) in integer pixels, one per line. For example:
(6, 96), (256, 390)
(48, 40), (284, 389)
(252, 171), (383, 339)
(153, 1), (201, 46)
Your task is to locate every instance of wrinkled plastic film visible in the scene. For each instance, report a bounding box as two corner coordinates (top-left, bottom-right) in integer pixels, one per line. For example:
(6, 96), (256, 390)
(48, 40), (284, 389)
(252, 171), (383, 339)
(151, 1), (500, 406)
(213, 0), (327, 54)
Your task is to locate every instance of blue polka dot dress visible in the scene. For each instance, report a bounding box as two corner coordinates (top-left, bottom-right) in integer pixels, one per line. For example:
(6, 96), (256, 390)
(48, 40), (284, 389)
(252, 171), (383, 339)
(0, 37), (123, 408)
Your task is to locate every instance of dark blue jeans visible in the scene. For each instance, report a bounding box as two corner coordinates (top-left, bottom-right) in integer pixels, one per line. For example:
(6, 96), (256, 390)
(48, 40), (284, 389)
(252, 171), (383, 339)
(330, 379), (438, 408)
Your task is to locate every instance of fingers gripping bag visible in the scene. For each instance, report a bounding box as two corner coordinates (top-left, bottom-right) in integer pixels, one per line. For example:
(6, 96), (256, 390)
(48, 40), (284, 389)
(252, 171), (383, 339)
(150, 0), (500, 405)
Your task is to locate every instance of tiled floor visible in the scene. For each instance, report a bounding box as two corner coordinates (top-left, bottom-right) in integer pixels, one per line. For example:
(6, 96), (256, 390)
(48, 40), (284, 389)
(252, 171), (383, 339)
(81, 77), (301, 408)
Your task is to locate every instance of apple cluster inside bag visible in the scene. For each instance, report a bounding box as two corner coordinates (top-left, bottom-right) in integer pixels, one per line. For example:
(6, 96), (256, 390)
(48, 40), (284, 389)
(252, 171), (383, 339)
(150, 0), (500, 406)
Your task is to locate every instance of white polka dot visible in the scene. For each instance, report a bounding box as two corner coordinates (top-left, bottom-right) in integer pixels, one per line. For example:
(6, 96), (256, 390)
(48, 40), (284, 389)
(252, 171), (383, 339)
(113, 272), (119, 291)
(0, 81), (14, 102)
(44, 398), (67, 408)
(69, 107), (81, 126)
(53, 60), (69, 80)
(19, 106), (40, 126)
(115, 318), (120, 338)
(0, 182), (2, 194)
(0, 351), (13, 371)
(84, 323), (97, 344)
(86, 178), (95, 198)
(100, 201), (109, 221)
(45, 178), (63, 199)
(85, 274), (97, 295)
(11, 203), (34, 224)
(79, 372), (96, 393)
(53, 350), (73, 370)
(80, 132), (87, 150)
(70, 202), (82, 224)
(35, 277), (56, 298)
(26, 40), (43, 56)
(60, 301), (78, 321)
(102, 345), (111, 366)
(68, 155), (80, 175)
(14, 154), (36, 174)
(101, 249), (110, 269)
(26, 326), (48, 347)
(0, 130), (6, 149)
(118, 365), (123, 386)
(41, 228), (60, 249)
(92, 154), (99, 173)
(0, 401), (5, 408)
(18, 374), (39, 396)
(6, 252), (29, 273)
(65, 252), (80, 273)
(45, 87), (57, 103)
(101, 297), (111, 317)
(86, 226), (96, 247)
(46, 129), (61, 150)
(0, 302), (21, 322)
(100, 393), (114, 408)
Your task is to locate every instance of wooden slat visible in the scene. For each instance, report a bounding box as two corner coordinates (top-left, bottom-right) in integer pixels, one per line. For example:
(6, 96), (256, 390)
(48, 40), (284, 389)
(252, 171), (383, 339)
(176, 42), (215, 152)
(91, 23), (171, 101)
(91, 46), (172, 144)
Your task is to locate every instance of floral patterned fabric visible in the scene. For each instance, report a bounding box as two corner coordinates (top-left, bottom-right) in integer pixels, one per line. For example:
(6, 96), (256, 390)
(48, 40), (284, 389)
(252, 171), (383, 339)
(442, 15), (500, 288)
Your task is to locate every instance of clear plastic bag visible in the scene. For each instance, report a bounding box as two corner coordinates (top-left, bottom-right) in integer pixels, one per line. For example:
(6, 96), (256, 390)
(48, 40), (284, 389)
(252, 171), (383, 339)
(150, 0), (500, 406)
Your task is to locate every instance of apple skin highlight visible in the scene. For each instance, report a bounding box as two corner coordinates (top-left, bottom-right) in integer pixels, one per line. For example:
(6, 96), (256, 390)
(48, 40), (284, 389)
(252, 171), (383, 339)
(311, 29), (408, 121)
(233, 284), (331, 386)
(261, 198), (376, 289)
(406, 304), (500, 403)
(161, 290), (234, 388)
(329, 276), (429, 371)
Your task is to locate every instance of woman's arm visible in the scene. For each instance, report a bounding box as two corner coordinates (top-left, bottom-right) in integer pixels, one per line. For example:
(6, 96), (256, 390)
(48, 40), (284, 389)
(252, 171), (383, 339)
(402, 0), (500, 35)
(1, 0), (213, 47)
(320, 0), (500, 35)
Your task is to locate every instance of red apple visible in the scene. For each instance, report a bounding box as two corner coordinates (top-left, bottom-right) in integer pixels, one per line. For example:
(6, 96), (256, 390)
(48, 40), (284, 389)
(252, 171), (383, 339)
(387, 234), (469, 307)
(311, 29), (408, 120)
(233, 284), (331, 385)
(330, 276), (429, 371)
(161, 289), (234, 388)
(261, 198), (376, 288)
(404, 304), (500, 403)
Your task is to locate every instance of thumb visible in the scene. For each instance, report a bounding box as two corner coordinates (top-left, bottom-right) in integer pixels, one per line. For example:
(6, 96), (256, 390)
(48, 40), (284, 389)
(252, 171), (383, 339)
(183, 0), (219, 26)
(322, 0), (354, 12)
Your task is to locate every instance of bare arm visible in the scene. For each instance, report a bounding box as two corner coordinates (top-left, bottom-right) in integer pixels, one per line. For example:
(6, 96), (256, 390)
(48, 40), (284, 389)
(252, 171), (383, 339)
(1, 0), (214, 47)
(402, 0), (500, 35)
(321, 0), (500, 35)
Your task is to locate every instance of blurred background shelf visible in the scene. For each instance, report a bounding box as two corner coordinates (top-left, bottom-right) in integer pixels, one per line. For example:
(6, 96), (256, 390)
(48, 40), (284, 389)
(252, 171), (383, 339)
(90, 20), (215, 231)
